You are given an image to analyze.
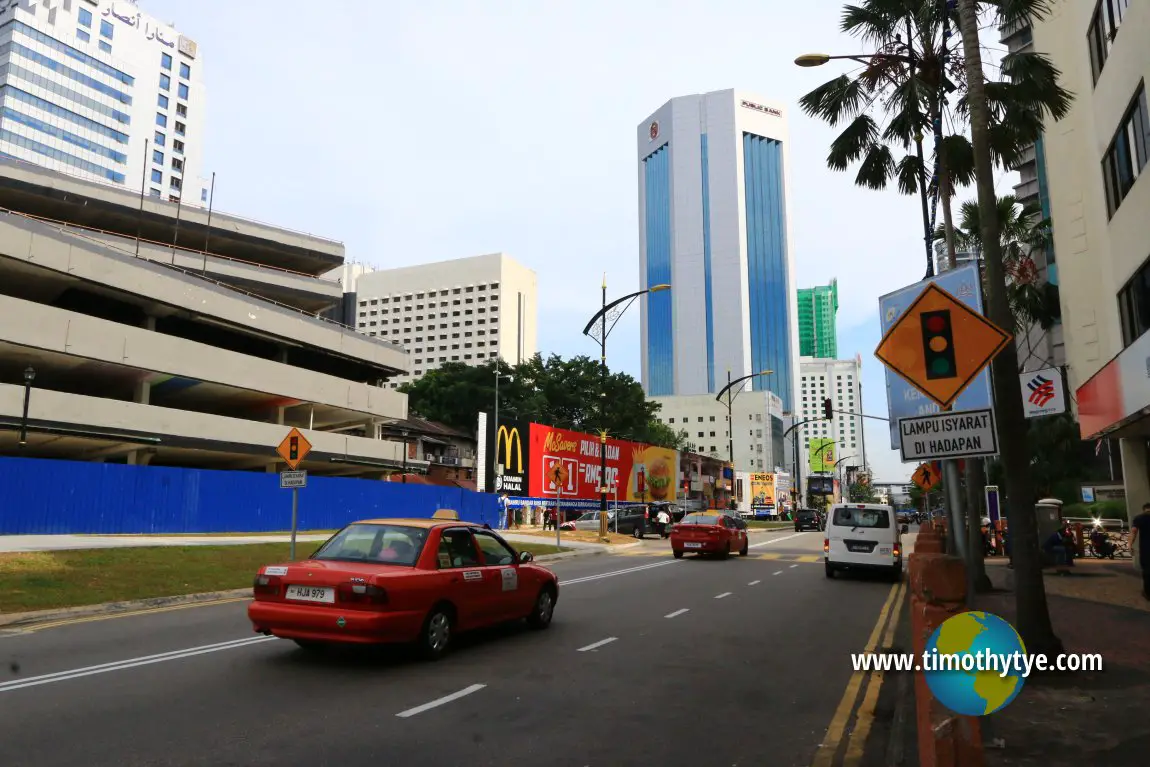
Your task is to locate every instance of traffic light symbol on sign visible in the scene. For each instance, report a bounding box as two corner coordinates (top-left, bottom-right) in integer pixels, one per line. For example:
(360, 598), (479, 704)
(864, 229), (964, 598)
(289, 436), (299, 461)
(823, 398), (833, 420)
(921, 310), (957, 380)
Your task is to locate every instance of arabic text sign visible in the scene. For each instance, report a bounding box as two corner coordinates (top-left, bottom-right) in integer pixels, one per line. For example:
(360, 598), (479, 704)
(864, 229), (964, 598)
(877, 264), (994, 450)
(898, 409), (1000, 463)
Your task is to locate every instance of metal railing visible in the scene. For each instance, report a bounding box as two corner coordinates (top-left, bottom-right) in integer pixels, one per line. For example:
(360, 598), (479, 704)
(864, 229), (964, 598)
(0, 205), (406, 352)
(0, 154), (345, 245)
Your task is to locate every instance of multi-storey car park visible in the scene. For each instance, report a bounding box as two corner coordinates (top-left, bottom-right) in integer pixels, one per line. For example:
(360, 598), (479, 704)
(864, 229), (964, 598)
(0, 157), (421, 477)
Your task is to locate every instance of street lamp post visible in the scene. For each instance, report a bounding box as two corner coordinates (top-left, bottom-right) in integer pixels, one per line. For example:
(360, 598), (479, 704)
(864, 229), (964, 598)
(834, 455), (854, 501)
(582, 280), (672, 531)
(714, 369), (773, 482)
(19, 366), (35, 447)
(401, 430), (410, 482)
(492, 366), (513, 491)
(795, 35), (937, 278)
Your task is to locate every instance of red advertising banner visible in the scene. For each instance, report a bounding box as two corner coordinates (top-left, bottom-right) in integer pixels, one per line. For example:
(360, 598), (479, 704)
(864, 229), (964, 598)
(527, 423), (678, 502)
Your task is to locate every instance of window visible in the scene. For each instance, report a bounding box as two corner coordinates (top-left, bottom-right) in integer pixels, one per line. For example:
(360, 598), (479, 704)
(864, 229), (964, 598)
(173, 139), (184, 153)
(474, 531), (517, 566)
(179, 62), (191, 79)
(201, 188), (208, 202)
(158, 94), (169, 109)
(176, 103), (186, 117)
(155, 112), (167, 127)
(151, 169), (162, 183)
(177, 83), (189, 100)
(1118, 256), (1150, 346)
(76, 28), (90, 42)
(79, 8), (92, 27)
(160, 73), (170, 91)
(100, 20), (113, 39)
(149, 188), (161, 197)
(313, 523), (429, 567)
(174, 121), (185, 135)
(161, 52), (172, 71)
(98, 40), (111, 54)
(172, 157), (183, 172)
(170, 176), (181, 190)
(1087, 0), (1130, 84)
(152, 149), (163, 164)
(1102, 84), (1149, 217)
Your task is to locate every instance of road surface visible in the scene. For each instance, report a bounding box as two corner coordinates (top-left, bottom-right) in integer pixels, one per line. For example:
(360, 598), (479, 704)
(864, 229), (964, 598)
(0, 530), (909, 766)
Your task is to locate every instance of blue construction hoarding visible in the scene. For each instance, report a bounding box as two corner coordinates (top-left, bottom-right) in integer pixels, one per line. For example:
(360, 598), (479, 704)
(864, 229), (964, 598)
(877, 264), (995, 451)
(0, 457), (500, 535)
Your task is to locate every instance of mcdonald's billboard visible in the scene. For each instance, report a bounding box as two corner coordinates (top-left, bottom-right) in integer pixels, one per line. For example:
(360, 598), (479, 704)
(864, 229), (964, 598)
(489, 420), (531, 495)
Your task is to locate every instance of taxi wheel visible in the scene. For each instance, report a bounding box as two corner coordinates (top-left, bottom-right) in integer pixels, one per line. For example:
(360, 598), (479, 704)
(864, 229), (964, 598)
(718, 542), (731, 560)
(673, 550), (683, 559)
(526, 586), (556, 630)
(739, 539), (749, 557)
(419, 605), (454, 661)
(292, 639), (326, 653)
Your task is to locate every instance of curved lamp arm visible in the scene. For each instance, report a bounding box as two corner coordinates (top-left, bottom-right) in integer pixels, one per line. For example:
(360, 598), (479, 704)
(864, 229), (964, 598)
(582, 284), (671, 341)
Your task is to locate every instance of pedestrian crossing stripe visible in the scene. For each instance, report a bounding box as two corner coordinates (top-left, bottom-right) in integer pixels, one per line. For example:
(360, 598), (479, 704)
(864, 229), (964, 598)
(610, 550), (821, 563)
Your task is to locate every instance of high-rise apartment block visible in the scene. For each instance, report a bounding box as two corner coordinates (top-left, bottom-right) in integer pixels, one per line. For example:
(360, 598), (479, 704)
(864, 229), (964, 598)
(636, 89), (798, 413)
(0, 0), (208, 205)
(796, 280), (838, 358)
(797, 356), (866, 474)
(351, 253), (538, 388)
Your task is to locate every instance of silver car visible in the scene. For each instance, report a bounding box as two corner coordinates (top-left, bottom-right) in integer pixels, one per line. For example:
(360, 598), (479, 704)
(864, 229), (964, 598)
(570, 511), (616, 531)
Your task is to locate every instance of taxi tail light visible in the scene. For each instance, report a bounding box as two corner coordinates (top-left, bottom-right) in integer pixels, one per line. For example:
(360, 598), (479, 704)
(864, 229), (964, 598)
(893, 542), (901, 558)
(253, 574), (282, 596)
(823, 538), (830, 554)
(338, 583), (389, 606)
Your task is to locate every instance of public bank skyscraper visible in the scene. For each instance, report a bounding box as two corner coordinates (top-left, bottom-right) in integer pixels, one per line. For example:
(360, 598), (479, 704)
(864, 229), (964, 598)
(636, 89), (798, 413)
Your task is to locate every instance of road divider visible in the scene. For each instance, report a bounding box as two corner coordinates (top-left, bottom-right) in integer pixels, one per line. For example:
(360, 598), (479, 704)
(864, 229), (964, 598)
(664, 609), (689, 619)
(748, 580), (761, 586)
(395, 684), (486, 718)
(714, 592), (732, 599)
(577, 637), (617, 652)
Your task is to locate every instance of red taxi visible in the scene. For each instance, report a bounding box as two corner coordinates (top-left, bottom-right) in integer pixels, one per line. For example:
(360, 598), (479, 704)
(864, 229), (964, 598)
(247, 516), (559, 660)
(670, 512), (749, 559)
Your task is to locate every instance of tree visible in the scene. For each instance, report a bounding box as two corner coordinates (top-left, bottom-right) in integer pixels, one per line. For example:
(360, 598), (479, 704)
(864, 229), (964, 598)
(849, 481), (879, 503)
(399, 355), (691, 450)
(957, 0), (1063, 656)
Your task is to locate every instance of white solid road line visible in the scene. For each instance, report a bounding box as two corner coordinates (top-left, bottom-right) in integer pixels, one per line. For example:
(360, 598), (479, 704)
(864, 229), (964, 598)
(664, 609), (690, 619)
(395, 684), (486, 718)
(773, 571), (784, 576)
(0, 636), (275, 693)
(790, 564), (800, 568)
(749, 532), (808, 549)
(577, 637), (618, 652)
(560, 559), (679, 586)
(748, 580), (761, 586)
(714, 592), (732, 599)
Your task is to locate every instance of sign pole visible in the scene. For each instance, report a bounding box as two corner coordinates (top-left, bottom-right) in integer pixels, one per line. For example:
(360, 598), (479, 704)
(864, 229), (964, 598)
(290, 486), (299, 561)
(555, 483), (561, 549)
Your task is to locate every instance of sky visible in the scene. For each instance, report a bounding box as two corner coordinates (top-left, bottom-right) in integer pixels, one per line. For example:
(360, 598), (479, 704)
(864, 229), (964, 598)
(144, 0), (1016, 483)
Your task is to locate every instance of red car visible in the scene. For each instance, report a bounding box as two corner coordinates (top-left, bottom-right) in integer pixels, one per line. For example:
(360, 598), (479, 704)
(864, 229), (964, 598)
(247, 517), (559, 660)
(670, 512), (749, 559)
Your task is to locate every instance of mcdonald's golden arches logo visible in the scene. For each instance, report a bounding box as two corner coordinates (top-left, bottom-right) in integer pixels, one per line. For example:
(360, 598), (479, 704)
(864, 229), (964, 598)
(497, 425), (523, 474)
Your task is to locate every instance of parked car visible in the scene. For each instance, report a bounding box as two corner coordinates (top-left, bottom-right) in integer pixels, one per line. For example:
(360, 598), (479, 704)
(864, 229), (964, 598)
(247, 517), (559, 660)
(670, 512), (749, 559)
(794, 508), (823, 532)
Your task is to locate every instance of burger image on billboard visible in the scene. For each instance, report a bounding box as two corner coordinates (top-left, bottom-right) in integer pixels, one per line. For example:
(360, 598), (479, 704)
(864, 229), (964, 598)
(646, 455), (672, 500)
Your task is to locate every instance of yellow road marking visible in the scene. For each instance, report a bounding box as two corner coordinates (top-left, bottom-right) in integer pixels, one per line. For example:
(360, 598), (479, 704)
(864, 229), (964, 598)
(14, 596), (251, 633)
(842, 581), (907, 765)
(810, 581), (901, 766)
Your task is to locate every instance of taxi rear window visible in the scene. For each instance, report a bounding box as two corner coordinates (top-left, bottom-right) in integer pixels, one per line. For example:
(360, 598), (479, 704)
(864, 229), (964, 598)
(680, 514), (719, 525)
(832, 507), (890, 528)
(312, 523), (429, 566)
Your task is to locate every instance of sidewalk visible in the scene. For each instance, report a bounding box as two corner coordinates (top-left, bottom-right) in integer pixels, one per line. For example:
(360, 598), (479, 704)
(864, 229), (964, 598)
(977, 559), (1150, 765)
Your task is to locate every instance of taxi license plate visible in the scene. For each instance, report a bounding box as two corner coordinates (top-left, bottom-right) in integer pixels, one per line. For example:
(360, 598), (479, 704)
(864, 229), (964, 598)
(683, 542), (702, 549)
(879, 547), (891, 555)
(285, 585), (334, 603)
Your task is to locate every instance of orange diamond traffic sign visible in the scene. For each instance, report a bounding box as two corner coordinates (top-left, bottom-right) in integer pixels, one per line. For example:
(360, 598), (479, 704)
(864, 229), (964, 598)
(875, 282), (1012, 410)
(912, 462), (941, 492)
(276, 427), (311, 470)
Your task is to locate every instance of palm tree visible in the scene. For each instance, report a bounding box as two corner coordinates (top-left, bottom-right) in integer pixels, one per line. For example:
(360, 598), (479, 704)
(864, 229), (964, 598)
(937, 194), (1059, 337)
(799, 0), (1072, 276)
(957, 0), (1063, 657)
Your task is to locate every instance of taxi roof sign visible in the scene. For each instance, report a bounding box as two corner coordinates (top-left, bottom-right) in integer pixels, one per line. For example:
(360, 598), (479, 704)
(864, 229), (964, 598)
(276, 427), (312, 470)
(875, 282), (1011, 409)
(912, 462), (941, 492)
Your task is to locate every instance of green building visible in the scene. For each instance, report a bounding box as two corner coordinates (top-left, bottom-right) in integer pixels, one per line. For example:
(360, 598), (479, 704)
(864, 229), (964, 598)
(797, 281), (838, 359)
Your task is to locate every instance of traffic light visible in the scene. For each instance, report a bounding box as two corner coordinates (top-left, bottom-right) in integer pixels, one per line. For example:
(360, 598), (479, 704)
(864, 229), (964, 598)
(921, 309), (957, 380)
(823, 398), (833, 420)
(289, 436), (299, 461)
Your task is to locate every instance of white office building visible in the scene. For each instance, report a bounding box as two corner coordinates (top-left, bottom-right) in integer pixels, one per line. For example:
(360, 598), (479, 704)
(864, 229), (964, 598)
(798, 356), (866, 474)
(353, 253), (538, 388)
(651, 390), (786, 473)
(636, 89), (799, 415)
(0, 0), (208, 204)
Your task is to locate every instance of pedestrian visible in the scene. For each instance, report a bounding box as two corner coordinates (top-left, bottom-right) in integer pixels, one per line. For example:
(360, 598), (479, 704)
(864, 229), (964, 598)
(656, 506), (670, 537)
(499, 493), (511, 530)
(1130, 502), (1150, 600)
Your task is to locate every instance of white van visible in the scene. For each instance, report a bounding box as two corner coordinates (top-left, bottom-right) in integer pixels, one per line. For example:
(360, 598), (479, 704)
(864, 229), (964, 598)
(824, 503), (907, 580)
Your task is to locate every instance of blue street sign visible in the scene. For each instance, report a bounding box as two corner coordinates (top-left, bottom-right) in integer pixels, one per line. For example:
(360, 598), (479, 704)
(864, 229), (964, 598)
(877, 264), (995, 451)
